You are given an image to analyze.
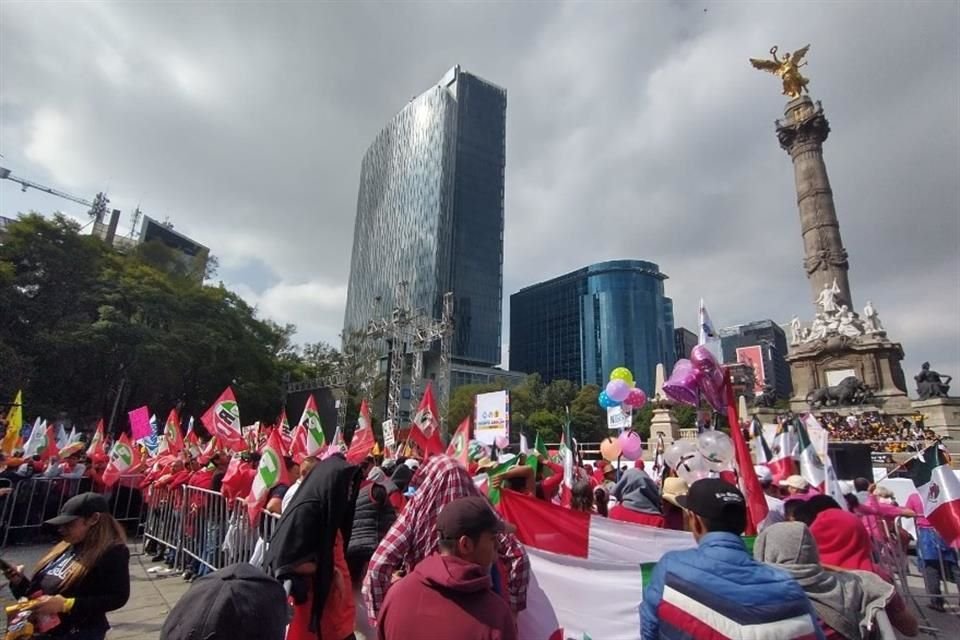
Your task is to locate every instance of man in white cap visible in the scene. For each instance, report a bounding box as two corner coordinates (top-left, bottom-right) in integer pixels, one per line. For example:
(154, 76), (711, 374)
(778, 474), (814, 496)
(754, 465), (784, 531)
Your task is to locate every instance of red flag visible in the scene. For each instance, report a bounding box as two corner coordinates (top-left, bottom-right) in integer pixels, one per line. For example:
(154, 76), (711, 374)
(332, 426), (348, 454)
(278, 409), (292, 452)
(288, 424), (309, 464)
(200, 387), (245, 451)
(39, 425), (60, 461)
(445, 417), (472, 469)
(161, 409), (184, 456)
(410, 382), (444, 457)
(723, 368), (768, 535)
(103, 433), (141, 487)
(86, 419), (107, 458)
(244, 428), (291, 525)
(346, 400), (376, 464)
(185, 431), (202, 458)
(201, 435), (222, 461)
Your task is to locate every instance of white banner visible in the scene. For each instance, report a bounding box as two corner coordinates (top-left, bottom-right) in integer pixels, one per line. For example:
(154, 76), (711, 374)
(474, 390), (509, 445)
(382, 419), (396, 452)
(607, 405), (633, 431)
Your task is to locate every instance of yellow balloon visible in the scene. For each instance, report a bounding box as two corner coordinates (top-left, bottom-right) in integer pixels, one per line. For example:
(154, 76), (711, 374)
(610, 367), (635, 386)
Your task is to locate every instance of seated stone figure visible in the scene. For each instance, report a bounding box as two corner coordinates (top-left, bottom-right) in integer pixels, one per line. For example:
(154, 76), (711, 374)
(915, 362), (951, 399)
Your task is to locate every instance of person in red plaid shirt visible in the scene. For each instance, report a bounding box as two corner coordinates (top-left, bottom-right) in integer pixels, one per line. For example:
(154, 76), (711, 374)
(362, 455), (530, 627)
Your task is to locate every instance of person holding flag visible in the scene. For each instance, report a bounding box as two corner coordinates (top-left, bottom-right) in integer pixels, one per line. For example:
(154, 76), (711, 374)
(903, 444), (960, 612)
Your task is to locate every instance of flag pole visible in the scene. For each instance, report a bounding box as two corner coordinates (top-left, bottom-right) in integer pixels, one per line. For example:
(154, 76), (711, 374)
(870, 439), (947, 486)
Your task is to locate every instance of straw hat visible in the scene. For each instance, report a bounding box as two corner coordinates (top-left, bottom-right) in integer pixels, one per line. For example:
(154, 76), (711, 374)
(661, 477), (689, 508)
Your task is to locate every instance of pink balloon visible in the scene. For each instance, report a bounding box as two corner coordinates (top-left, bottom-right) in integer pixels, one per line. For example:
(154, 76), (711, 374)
(606, 379), (630, 403)
(626, 387), (647, 409)
(618, 431), (644, 460)
(663, 359), (701, 406)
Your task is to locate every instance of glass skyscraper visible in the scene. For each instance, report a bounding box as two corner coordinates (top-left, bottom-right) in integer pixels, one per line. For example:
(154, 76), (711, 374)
(343, 66), (506, 366)
(510, 260), (675, 394)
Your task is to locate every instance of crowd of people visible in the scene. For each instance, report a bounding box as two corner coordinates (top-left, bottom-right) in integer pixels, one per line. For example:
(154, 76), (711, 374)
(803, 413), (936, 453)
(2, 422), (957, 640)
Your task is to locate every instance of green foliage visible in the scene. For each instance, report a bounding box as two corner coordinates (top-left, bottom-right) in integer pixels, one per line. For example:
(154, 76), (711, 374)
(670, 404), (697, 429)
(0, 213), (303, 431)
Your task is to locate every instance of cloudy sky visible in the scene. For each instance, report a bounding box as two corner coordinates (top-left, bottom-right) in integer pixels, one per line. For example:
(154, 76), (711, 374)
(2, 1), (957, 391)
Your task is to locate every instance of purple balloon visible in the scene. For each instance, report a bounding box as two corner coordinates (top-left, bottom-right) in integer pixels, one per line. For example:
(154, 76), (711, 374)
(606, 379), (630, 403)
(618, 430), (644, 460)
(663, 359), (701, 407)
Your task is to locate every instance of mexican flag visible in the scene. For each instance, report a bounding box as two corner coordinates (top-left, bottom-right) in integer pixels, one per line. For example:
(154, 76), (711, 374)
(801, 414), (848, 509)
(200, 387), (245, 451)
(298, 394), (326, 455)
(26, 424), (60, 461)
(346, 400), (376, 464)
(446, 417), (472, 469)
(87, 419), (107, 458)
(795, 415), (826, 492)
(1, 390), (23, 454)
(103, 433), (142, 487)
(904, 444), (960, 546)
(245, 428), (290, 525)
(499, 489), (696, 639)
(751, 416), (773, 465)
(159, 409), (184, 456)
(277, 408), (292, 452)
(767, 418), (798, 482)
(558, 421), (574, 506)
(410, 382), (444, 457)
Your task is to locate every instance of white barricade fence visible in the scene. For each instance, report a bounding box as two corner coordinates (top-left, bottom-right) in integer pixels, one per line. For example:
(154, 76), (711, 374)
(1, 475), (93, 548)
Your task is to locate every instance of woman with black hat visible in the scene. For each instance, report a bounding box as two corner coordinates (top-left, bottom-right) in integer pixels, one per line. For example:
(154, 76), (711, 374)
(2, 492), (130, 639)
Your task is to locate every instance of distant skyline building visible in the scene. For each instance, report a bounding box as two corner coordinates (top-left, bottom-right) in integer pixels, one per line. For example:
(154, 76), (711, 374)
(343, 65), (506, 367)
(510, 260), (675, 394)
(718, 319), (793, 399)
(674, 327), (698, 362)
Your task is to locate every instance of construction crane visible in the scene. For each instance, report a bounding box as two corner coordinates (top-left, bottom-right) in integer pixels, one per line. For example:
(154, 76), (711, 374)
(0, 165), (109, 222)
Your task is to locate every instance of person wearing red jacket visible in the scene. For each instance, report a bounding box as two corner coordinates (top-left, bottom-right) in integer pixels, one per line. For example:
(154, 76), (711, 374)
(377, 496), (516, 640)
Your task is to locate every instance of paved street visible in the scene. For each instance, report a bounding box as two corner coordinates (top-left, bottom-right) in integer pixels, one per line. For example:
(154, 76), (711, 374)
(2, 541), (959, 639)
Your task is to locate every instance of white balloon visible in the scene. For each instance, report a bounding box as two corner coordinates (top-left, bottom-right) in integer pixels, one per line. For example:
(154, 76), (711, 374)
(697, 430), (735, 468)
(664, 439), (698, 471)
(676, 454), (710, 485)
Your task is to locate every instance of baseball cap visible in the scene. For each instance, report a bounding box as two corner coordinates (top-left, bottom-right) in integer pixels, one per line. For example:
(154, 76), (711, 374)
(778, 475), (810, 491)
(437, 496), (506, 540)
(45, 492), (110, 526)
(160, 563), (288, 640)
(753, 465), (773, 485)
(675, 478), (746, 520)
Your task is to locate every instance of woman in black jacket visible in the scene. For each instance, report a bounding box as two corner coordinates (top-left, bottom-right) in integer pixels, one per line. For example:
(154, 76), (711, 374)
(3, 492), (130, 639)
(346, 474), (397, 583)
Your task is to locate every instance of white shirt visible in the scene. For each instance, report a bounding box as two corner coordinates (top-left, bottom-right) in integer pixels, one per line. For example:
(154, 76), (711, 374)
(281, 478), (302, 513)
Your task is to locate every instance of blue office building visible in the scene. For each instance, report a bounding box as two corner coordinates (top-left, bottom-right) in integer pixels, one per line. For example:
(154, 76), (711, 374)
(343, 66), (506, 366)
(510, 260), (675, 393)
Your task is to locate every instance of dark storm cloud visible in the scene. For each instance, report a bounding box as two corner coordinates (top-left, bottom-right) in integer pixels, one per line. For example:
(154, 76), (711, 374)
(1, 1), (957, 383)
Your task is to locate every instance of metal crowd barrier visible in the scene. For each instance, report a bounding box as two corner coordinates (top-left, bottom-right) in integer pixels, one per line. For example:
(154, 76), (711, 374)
(144, 484), (282, 576)
(0, 476), (93, 548)
(107, 474), (147, 529)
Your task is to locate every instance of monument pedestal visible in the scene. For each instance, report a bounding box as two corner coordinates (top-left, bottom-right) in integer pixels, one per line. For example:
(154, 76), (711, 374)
(912, 397), (960, 456)
(787, 333), (909, 413)
(649, 407), (680, 455)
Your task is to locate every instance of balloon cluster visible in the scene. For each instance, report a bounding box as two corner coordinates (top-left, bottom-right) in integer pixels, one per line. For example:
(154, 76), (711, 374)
(662, 345), (726, 410)
(597, 367), (648, 412)
(596, 367), (648, 463)
(662, 430), (735, 484)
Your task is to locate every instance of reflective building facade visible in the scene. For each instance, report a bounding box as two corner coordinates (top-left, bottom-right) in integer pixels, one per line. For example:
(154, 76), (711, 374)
(343, 66), (506, 366)
(510, 260), (675, 393)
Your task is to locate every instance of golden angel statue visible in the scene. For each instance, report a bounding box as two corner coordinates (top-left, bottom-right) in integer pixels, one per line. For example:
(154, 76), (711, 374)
(750, 45), (811, 98)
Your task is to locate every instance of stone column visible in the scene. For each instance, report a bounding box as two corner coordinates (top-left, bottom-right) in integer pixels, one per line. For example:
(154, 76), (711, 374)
(777, 96), (853, 312)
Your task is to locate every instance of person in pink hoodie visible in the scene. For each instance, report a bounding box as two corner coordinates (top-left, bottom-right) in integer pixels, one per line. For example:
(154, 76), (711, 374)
(376, 496), (517, 640)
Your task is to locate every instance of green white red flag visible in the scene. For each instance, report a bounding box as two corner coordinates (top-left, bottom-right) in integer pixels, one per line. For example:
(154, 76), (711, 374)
(298, 394), (326, 455)
(277, 409), (292, 452)
(446, 417), (472, 469)
(103, 433), (141, 487)
(201, 387), (245, 451)
(185, 431), (202, 458)
(332, 425), (348, 454)
(410, 382), (444, 457)
(904, 444), (960, 546)
(346, 400), (376, 464)
(795, 416), (826, 492)
(767, 418), (798, 482)
(751, 416), (774, 465)
(159, 409), (184, 456)
(87, 419), (107, 458)
(245, 428), (291, 525)
(35, 424), (59, 461)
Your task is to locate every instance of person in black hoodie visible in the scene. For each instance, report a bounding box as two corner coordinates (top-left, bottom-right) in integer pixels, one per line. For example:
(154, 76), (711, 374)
(3, 492), (130, 639)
